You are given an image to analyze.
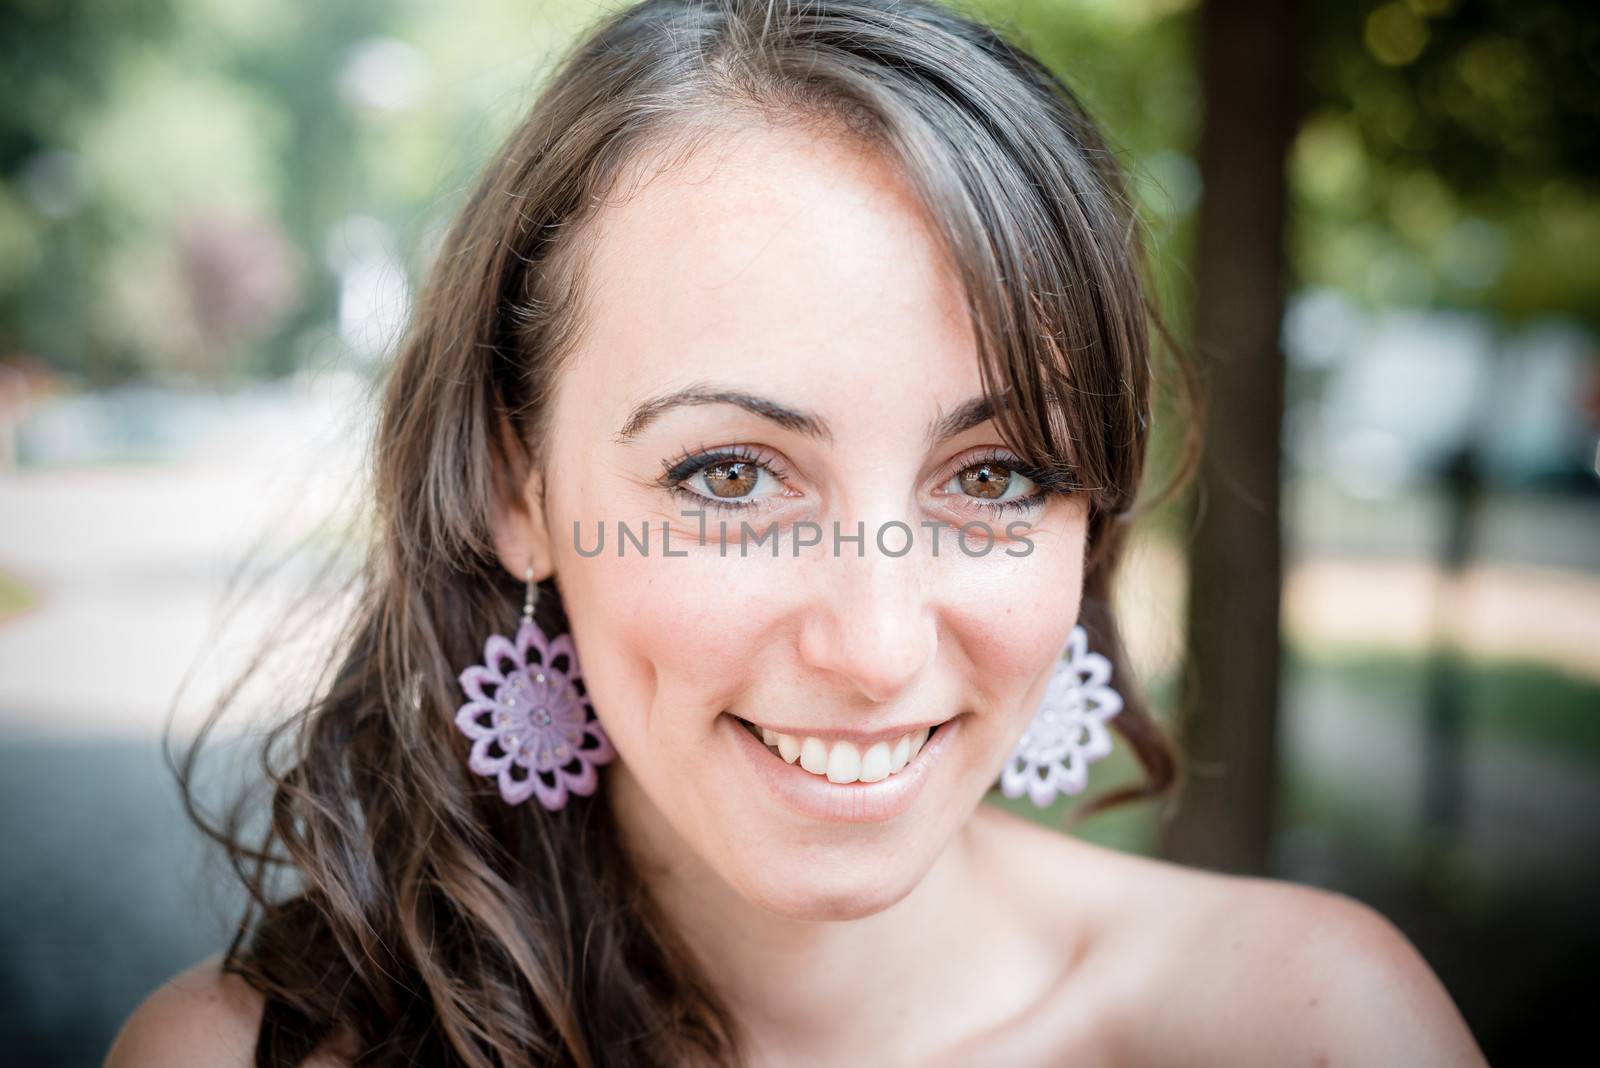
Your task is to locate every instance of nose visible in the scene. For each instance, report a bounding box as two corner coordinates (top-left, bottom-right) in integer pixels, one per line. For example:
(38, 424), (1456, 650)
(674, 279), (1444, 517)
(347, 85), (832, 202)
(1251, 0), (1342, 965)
(797, 533), (937, 705)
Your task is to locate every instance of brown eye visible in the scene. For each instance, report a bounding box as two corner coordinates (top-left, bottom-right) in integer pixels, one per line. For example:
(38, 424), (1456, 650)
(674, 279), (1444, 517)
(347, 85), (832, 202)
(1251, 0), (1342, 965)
(702, 460), (760, 499)
(940, 454), (1046, 513)
(957, 460), (1016, 500)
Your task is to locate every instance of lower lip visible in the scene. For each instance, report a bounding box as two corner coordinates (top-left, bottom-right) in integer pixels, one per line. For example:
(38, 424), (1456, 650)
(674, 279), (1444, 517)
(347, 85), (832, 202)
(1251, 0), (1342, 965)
(725, 713), (961, 823)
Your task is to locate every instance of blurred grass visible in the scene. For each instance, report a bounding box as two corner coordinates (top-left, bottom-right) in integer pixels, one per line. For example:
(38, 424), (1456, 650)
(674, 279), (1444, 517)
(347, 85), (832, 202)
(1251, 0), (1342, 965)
(0, 568), (36, 623)
(1277, 769), (1498, 918)
(987, 644), (1599, 862)
(1288, 644), (1600, 760)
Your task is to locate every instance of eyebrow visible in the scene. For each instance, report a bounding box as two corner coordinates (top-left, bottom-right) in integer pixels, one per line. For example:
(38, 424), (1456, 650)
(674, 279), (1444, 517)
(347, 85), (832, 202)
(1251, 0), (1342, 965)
(612, 383), (1004, 448)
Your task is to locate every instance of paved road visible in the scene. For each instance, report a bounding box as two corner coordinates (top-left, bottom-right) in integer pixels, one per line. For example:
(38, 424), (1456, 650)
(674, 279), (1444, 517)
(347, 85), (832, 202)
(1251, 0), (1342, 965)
(0, 376), (364, 1066)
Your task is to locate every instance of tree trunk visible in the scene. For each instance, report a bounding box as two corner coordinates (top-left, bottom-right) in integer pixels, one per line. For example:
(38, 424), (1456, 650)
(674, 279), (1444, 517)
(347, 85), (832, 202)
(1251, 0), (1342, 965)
(1159, 0), (1301, 875)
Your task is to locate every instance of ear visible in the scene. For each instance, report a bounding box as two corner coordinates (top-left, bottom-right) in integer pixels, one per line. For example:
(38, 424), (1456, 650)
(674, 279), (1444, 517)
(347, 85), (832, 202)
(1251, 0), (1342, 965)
(487, 411), (557, 584)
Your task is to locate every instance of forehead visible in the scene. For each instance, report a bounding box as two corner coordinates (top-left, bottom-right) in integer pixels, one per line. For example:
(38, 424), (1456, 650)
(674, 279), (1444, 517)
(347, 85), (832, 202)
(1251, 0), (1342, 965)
(557, 120), (985, 434)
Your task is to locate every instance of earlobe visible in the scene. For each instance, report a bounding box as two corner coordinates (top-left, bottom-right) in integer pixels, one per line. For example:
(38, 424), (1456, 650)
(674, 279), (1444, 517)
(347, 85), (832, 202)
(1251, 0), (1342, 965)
(489, 468), (557, 583)
(488, 413), (557, 583)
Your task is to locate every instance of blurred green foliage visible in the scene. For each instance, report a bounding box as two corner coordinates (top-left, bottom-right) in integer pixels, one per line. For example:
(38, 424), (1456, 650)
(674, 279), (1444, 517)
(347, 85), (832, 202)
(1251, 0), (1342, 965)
(1298, 0), (1600, 322)
(0, 0), (589, 381)
(0, 0), (1595, 384)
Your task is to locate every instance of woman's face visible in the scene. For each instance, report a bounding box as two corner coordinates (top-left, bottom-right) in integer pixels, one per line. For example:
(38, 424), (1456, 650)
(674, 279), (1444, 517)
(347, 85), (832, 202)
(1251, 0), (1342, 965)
(506, 120), (1089, 921)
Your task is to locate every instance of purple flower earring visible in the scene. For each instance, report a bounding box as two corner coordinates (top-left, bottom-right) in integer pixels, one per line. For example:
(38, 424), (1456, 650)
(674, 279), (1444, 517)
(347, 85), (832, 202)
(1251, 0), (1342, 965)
(998, 624), (1124, 808)
(454, 566), (616, 811)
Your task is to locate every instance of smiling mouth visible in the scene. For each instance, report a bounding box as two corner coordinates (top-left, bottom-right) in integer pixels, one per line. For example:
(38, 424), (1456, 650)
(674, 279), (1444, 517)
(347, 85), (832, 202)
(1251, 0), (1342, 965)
(732, 717), (940, 784)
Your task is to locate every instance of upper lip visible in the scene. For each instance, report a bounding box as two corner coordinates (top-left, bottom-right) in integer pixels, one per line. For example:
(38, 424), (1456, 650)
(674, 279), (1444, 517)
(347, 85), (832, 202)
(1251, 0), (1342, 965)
(732, 713), (950, 746)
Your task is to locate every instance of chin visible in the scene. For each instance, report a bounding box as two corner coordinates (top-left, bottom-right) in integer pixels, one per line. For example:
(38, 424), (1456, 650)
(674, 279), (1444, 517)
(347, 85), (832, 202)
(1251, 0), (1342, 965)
(685, 708), (990, 921)
(726, 842), (935, 922)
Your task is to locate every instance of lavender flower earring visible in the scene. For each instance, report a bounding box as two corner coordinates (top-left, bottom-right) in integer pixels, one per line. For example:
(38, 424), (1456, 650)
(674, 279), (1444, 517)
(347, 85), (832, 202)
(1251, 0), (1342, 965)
(998, 624), (1124, 808)
(454, 566), (616, 811)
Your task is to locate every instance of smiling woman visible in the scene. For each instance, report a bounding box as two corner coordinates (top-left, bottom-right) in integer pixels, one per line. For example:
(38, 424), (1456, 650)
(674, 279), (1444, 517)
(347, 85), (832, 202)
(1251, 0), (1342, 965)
(104, 1), (1487, 1066)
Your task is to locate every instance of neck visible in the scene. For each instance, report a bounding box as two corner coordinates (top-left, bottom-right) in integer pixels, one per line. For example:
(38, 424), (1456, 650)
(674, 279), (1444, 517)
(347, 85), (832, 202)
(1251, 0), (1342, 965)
(606, 762), (993, 1060)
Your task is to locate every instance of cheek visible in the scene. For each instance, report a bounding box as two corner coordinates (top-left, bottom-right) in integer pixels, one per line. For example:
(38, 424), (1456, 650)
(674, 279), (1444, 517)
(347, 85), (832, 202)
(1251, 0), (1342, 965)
(555, 542), (791, 750)
(937, 529), (1089, 752)
(558, 514), (1088, 754)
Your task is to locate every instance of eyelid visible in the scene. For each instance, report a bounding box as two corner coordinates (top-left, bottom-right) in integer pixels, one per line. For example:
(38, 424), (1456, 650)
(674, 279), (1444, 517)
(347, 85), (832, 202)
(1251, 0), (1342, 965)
(658, 441), (794, 486)
(660, 443), (1006, 502)
(930, 447), (1068, 518)
(655, 442), (800, 512)
(656, 443), (1069, 515)
(934, 446), (1034, 488)
(938, 446), (1078, 497)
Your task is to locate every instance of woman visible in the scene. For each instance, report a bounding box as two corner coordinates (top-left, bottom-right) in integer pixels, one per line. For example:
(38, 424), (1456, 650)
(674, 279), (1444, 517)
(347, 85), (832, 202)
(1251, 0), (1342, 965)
(108, 0), (1486, 1064)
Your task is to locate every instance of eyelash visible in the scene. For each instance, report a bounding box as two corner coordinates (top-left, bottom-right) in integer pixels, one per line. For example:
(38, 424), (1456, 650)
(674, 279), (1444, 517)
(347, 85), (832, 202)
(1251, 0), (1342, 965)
(655, 443), (1077, 516)
(950, 448), (1076, 515)
(657, 443), (787, 514)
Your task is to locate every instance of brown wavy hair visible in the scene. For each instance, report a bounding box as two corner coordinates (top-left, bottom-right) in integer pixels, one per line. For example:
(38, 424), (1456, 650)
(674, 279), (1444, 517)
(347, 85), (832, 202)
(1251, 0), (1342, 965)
(172, 0), (1205, 1064)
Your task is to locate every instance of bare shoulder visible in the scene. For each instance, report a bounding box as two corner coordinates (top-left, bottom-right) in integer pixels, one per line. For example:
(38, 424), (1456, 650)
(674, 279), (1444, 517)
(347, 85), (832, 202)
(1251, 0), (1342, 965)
(104, 954), (349, 1068)
(104, 954), (265, 1067)
(1134, 870), (1491, 1067)
(968, 805), (1489, 1066)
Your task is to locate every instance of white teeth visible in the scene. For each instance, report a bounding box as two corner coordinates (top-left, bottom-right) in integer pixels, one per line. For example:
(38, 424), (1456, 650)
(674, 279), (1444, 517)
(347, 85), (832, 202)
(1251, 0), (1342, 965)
(859, 741), (892, 783)
(826, 741), (862, 784)
(799, 736), (830, 774)
(749, 722), (935, 783)
(777, 733), (800, 763)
